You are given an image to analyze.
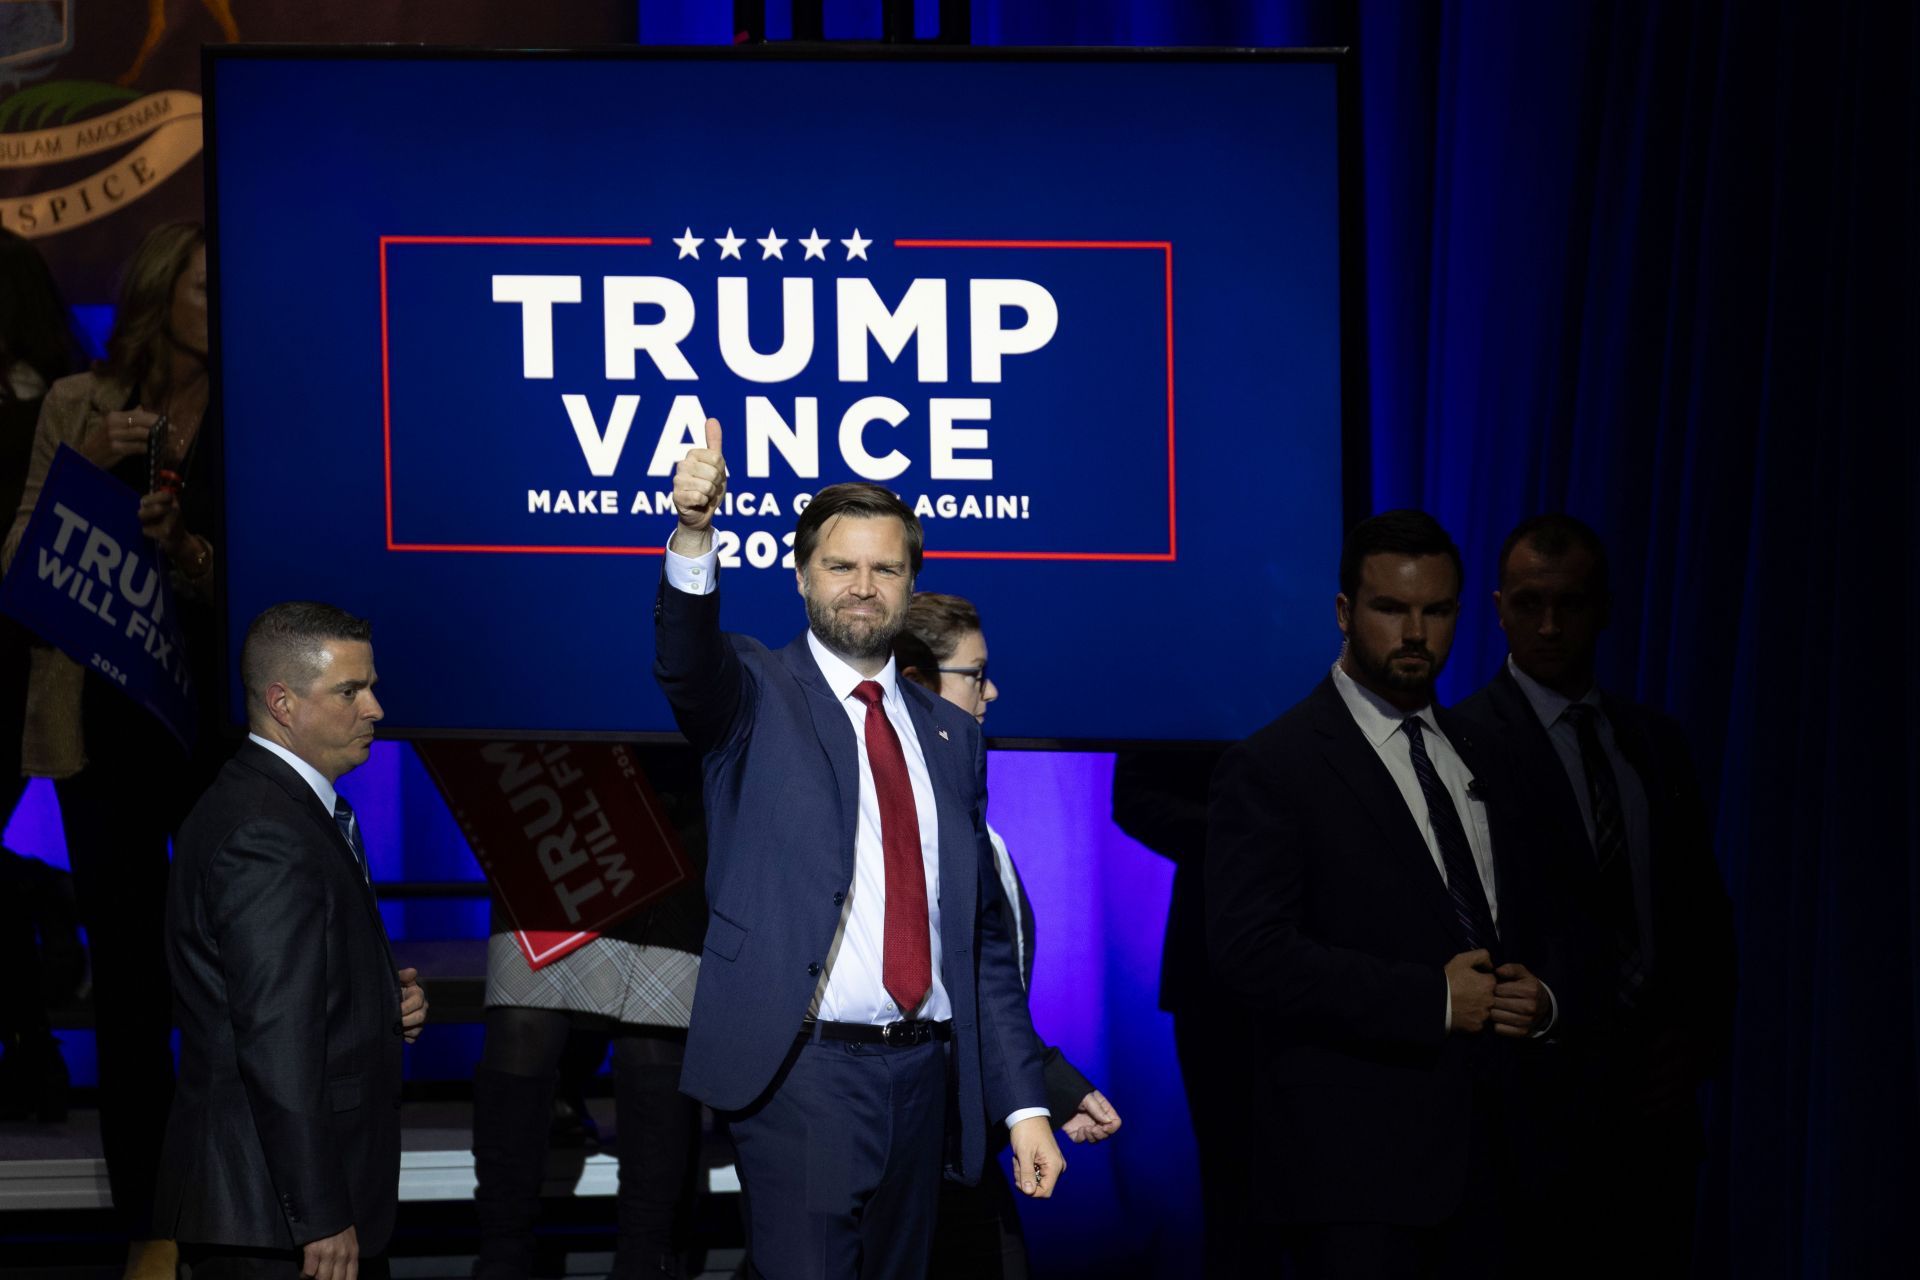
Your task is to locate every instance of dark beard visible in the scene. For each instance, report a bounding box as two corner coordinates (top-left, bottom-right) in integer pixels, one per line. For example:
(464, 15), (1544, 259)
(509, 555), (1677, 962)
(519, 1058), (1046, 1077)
(1354, 640), (1442, 697)
(805, 592), (902, 662)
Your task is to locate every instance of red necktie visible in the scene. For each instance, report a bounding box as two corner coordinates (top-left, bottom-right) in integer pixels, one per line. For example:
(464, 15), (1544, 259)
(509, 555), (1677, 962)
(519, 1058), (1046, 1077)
(852, 680), (932, 1013)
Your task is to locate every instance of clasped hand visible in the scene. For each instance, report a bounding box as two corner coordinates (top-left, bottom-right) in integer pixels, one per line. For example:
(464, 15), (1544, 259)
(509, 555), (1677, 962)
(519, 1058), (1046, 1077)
(1446, 949), (1553, 1037)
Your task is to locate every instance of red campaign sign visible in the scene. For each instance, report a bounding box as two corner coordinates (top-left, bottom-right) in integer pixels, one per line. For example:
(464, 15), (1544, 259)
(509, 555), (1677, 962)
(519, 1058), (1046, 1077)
(415, 740), (692, 969)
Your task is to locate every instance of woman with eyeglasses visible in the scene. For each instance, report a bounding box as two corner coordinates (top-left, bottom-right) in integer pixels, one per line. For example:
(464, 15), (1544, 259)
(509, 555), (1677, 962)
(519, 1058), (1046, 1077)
(894, 592), (1122, 1280)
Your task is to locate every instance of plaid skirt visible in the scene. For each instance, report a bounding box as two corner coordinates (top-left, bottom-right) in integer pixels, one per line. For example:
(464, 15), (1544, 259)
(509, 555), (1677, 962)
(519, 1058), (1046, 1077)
(484, 880), (704, 1028)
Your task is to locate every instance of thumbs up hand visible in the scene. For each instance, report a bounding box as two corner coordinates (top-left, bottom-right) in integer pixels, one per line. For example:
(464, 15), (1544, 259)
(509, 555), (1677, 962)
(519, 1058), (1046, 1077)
(671, 418), (727, 553)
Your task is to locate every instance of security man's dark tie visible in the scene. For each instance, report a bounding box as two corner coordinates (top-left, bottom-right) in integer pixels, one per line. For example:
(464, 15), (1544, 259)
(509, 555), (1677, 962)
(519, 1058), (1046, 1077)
(333, 795), (371, 884)
(1402, 716), (1497, 952)
(1561, 703), (1647, 1005)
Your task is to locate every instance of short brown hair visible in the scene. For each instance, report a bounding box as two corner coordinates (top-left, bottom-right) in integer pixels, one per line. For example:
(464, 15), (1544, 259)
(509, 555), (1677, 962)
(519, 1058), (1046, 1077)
(900, 592), (980, 665)
(242, 601), (372, 719)
(793, 483), (923, 576)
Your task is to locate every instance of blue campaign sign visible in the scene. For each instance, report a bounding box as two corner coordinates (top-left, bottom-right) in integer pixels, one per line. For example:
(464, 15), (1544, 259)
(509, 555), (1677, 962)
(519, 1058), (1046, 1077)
(0, 445), (198, 748)
(209, 50), (1353, 743)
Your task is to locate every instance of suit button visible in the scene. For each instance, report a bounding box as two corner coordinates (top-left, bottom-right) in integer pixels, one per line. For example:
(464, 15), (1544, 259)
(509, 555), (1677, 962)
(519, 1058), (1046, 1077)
(807, 962), (822, 977)
(832, 891), (846, 906)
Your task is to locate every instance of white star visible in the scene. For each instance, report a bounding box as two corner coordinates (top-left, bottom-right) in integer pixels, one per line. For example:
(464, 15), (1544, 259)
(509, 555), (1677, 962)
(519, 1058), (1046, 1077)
(716, 227), (745, 260)
(799, 228), (830, 261)
(841, 228), (872, 261)
(757, 228), (788, 260)
(672, 227), (703, 259)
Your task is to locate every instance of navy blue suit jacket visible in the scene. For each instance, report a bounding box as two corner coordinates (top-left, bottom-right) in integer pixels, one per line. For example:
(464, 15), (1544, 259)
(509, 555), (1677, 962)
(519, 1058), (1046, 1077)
(653, 577), (1046, 1183)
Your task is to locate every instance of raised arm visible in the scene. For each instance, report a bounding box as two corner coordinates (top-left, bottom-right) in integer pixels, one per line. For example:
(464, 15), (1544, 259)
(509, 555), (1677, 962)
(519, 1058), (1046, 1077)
(653, 418), (754, 752)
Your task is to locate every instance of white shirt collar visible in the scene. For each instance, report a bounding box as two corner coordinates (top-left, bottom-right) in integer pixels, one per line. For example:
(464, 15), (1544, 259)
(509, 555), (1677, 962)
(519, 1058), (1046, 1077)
(807, 629), (901, 706)
(1504, 655), (1600, 729)
(1331, 661), (1438, 748)
(248, 732), (339, 816)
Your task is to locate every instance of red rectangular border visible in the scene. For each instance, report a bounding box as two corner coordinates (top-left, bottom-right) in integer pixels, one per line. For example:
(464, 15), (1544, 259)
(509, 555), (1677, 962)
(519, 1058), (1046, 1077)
(379, 236), (1175, 561)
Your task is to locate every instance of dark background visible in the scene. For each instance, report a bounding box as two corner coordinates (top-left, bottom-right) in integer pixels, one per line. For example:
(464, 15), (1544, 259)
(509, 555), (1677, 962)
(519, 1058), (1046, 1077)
(3, 1), (1914, 1275)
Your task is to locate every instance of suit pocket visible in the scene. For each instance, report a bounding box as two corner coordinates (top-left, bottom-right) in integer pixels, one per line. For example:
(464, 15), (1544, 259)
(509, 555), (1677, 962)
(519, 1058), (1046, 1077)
(328, 1075), (363, 1112)
(704, 907), (748, 961)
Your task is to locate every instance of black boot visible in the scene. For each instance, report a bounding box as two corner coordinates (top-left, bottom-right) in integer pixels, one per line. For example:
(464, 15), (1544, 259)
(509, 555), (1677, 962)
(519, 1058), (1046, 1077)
(607, 1061), (700, 1280)
(472, 1067), (559, 1279)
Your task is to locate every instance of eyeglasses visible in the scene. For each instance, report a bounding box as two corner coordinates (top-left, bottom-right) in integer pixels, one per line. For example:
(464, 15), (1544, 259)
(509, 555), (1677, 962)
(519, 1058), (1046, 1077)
(935, 664), (989, 687)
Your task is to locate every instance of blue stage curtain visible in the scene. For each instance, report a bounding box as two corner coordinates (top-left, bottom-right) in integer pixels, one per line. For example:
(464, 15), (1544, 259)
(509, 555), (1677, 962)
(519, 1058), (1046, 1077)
(1358, 3), (1920, 1274)
(638, 2), (1920, 1273)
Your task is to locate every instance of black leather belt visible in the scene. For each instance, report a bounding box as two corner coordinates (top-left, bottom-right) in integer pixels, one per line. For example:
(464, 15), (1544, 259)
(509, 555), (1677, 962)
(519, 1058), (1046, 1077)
(800, 1018), (953, 1047)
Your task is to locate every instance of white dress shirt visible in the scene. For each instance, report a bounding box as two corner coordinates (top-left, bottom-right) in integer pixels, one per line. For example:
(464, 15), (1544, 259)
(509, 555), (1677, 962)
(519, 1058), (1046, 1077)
(1505, 657), (1655, 968)
(986, 824), (1027, 984)
(799, 629), (953, 1025)
(666, 539), (1047, 1130)
(1330, 664), (1555, 1035)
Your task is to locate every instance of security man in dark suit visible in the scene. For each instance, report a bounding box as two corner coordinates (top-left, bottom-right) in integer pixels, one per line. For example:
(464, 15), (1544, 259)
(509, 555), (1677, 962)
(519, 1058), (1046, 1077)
(1207, 510), (1570, 1279)
(157, 603), (427, 1279)
(1457, 514), (1735, 1278)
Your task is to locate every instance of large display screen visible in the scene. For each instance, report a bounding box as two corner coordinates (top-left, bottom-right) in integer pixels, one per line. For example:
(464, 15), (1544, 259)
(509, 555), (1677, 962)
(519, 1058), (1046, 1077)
(207, 48), (1357, 743)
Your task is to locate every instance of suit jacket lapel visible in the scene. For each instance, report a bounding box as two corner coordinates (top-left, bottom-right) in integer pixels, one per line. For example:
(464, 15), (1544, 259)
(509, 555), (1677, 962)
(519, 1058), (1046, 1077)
(1488, 669), (1591, 852)
(1435, 705), (1516, 923)
(898, 679), (976, 944)
(236, 743), (361, 876)
(235, 743), (400, 977)
(779, 635), (861, 880)
(1306, 678), (1462, 942)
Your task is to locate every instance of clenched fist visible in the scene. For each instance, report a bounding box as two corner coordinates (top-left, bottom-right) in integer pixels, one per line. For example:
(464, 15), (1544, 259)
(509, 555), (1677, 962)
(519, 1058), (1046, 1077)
(671, 417), (727, 554)
(1445, 948), (1496, 1034)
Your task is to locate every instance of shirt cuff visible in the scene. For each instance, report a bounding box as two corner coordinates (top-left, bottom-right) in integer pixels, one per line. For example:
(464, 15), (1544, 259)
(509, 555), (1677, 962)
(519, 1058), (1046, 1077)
(1444, 981), (1452, 1034)
(664, 531), (718, 595)
(1531, 980), (1559, 1038)
(1005, 1107), (1049, 1130)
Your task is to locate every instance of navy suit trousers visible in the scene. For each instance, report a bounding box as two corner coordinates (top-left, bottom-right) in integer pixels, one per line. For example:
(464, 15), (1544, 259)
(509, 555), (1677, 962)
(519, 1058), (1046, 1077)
(727, 1033), (948, 1280)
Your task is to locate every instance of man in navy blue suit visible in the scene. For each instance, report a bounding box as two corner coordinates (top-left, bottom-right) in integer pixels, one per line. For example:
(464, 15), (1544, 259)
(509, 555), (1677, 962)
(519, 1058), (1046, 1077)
(654, 419), (1062, 1279)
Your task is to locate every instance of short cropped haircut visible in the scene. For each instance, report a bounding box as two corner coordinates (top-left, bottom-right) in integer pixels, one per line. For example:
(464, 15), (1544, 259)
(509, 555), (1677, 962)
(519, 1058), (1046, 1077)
(1497, 513), (1611, 601)
(1339, 509), (1465, 600)
(793, 483), (924, 576)
(242, 602), (373, 715)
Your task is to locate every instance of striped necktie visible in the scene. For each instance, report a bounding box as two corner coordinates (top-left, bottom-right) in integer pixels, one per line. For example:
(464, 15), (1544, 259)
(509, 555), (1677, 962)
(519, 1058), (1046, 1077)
(1402, 716), (1497, 951)
(333, 795), (371, 885)
(1561, 704), (1647, 1006)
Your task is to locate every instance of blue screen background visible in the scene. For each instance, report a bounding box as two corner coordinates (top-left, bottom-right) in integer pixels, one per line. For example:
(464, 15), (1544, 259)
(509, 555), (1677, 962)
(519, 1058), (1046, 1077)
(210, 53), (1346, 743)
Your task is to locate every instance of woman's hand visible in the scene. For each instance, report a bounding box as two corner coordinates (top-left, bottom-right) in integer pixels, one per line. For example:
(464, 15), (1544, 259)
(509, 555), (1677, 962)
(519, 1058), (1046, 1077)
(138, 488), (187, 554)
(76, 408), (158, 470)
